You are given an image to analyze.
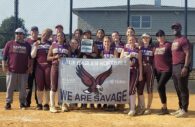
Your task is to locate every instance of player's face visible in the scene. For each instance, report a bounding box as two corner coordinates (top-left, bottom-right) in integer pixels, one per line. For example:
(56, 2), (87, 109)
(56, 28), (63, 34)
(57, 33), (65, 43)
(96, 30), (104, 39)
(142, 36), (150, 44)
(172, 26), (181, 36)
(126, 29), (135, 37)
(15, 32), (24, 42)
(83, 33), (91, 39)
(31, 30), (39, 39)
(111, 33), (120, 42)
(127, 36), (136, 45)
(103, 38), (111, 48)
(70, 39), (79, 50)
(74, 31), (81, 39)
(156, 35), (165, 43)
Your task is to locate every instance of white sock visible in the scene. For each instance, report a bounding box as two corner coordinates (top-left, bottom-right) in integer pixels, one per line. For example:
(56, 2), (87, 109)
(130, 94), (136, 111)
(50, 91), (56, 107)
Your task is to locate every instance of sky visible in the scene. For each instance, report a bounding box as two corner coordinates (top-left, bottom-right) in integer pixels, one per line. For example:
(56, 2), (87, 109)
(0, 0), (195, 34)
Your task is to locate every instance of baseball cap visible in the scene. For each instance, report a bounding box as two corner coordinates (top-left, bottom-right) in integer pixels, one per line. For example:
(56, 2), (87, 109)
(156, 29), (165, 37)
(171, 22), (182, 29)
(141, 33), (151, 38)
(31, 26), (39, 31)
(55, 24), (63, 29)
(15, 28), (25, 34)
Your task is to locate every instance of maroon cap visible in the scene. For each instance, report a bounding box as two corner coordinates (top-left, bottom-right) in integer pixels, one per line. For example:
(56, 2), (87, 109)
(171, 22), (182, 29)
(55, 24), (63, 29)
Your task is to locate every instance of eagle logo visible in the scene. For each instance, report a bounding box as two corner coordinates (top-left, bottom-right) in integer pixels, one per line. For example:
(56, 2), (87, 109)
(76, 64), (112, 94)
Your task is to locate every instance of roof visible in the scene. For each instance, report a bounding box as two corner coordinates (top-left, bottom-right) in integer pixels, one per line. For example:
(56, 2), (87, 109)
(73, 4), (195, 14)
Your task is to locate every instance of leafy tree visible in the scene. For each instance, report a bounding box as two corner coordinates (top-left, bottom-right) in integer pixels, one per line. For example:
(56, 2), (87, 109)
(0, 16), (26, 48)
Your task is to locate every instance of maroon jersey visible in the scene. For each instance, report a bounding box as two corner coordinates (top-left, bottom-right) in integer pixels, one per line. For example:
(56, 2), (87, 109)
(140, 45), (154, 65)
(51, 43), (69, 64)
(102, 48), (115, 58)
(111, 41), (125, 58)
(3, 40), (31, 73)
(154, 42), (172, 72)
(25, 38), (38, 46)
(171, 36), (190, 65)
(123, 47), (139, 68)
(36, 41), (51, 64)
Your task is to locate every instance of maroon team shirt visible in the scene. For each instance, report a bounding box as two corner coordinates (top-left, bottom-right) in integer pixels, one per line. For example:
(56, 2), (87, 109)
(51, 42), (69, 64)
(171, 36), (190, 65)
(3, 40), (31, 73)
(25, 38), (37, 46)
(123, 47), (139, 68)
(36, 41), (51, 64)
(111, 41), (125, 58)
(102, 48), (115, 58)
(154, 42), (172, 72)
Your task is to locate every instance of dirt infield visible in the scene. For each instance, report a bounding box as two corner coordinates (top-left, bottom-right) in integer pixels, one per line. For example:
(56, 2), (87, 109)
(0, 81), (195, 127)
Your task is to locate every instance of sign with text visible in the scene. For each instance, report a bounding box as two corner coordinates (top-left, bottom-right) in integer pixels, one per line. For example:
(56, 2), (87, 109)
(80, 39), (93, 53)
(58, 58), (130, 104)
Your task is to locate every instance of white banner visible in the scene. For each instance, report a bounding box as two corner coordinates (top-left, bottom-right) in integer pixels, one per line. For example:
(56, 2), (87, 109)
(58, 58), (130, 104)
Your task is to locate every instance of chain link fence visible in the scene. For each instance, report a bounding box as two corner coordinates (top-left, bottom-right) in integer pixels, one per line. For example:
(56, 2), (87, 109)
(0, 0), (195, 46)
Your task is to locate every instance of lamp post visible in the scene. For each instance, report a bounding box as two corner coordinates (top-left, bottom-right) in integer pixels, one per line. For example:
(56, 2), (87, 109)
(184, 0), (188, 37)
(14, 0), (19, 29)
(127, 0), (130, 27)
(69, 0), (73, 40)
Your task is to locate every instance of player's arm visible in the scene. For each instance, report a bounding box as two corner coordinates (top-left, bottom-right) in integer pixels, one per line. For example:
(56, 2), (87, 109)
(138, 50), (143, 81)
(47, 45), (57, 61)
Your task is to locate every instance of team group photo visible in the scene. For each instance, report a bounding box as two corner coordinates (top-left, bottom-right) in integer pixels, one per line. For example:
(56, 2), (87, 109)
(0, 0), (195, 127)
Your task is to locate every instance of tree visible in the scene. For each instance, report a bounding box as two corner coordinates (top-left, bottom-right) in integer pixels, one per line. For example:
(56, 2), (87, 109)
(0, 16), (26, 48)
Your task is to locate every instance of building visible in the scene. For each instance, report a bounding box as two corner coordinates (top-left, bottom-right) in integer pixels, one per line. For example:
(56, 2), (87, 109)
(73, 4), (195, 69)
(73, 4), (195, 35)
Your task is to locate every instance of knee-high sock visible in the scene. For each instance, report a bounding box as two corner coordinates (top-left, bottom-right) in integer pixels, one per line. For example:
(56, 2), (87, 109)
(139, 95), (145, 109)
(45, 91), (50, 104)
(50, 91), (56, 107)
(130, 94), (136, 111)
(37, 91), (43, 104)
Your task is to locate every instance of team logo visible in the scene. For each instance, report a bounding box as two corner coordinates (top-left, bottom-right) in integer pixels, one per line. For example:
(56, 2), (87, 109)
(76, 64), (112, 94)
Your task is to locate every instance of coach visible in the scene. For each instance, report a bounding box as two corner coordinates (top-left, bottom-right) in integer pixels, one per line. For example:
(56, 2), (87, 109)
(2, 28), (31, 110)
(170, 23), (191, 118)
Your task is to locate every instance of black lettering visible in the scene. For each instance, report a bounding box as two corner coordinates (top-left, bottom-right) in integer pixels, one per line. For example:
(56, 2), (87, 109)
(94, 95), (99, 102)
(122, 90), (127, 101)
(67, 91), (72, 101)
(81, 94), (86, 101)
(75, 94), (80, 101)
(111, 94), (116, 101)
(86, 95), (92, 101)
(100, 95), (105, 101)
(117, 92), (122, 101)
(105, 95), (111, 101)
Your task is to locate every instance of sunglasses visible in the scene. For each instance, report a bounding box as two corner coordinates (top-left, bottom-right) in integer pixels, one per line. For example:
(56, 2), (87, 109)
(15, 32), (23, 35)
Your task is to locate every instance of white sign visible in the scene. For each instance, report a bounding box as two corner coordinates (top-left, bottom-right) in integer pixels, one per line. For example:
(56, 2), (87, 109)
(80, 39), (93, 53)
(58, 58), (130, 104)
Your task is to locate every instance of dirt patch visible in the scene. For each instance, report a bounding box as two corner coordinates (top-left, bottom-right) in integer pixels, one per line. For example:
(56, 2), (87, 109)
(0, 90), (195, 127)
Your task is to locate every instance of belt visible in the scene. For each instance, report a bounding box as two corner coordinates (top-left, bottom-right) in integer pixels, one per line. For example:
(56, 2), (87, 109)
(130, 67), (137, 69)
(143, 63), (152, 66)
